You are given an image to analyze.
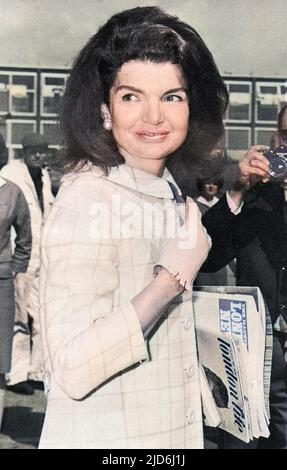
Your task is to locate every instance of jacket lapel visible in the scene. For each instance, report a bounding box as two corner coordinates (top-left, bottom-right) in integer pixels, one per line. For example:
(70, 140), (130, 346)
(0, 176), (7, 188)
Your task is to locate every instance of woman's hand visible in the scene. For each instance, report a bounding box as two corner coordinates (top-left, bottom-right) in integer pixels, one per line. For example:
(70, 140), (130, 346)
(132, 199), (210, 337)
(155, 197), (211, 291)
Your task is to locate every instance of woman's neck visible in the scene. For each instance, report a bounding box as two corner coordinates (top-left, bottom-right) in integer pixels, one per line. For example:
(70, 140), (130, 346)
(119, 147), (166, 177)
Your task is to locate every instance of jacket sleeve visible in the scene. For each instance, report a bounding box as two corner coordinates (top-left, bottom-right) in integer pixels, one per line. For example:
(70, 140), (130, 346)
(243, 183), (287, 270)
(200, 195), (242, 272)
(12, 187), (32, 273)
(41, 184), (148, 400)
(201, 183), (287, 273)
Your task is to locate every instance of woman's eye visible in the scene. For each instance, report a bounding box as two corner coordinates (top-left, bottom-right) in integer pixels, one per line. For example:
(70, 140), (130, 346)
(163, 94), (183, 102)
(122, 94), (138, 102)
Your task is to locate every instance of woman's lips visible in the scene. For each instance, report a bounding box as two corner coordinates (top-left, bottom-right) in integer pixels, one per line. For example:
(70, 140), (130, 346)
(136, 131), (169, 141)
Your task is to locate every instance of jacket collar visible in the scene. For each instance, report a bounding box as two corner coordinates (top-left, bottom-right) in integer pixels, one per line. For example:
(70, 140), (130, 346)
(6, 159), (44, 185)
(93, 163), (183, 199)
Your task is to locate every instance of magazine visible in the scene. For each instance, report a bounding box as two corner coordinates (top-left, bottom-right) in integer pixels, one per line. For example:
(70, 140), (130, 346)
(193, 286), (272, 443)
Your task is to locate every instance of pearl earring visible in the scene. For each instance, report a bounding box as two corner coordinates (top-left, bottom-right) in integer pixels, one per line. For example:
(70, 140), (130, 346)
(103, 119), (112, 131)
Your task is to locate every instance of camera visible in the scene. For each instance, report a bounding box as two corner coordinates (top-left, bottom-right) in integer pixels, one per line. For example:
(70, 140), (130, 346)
(264, 145), (287, 178)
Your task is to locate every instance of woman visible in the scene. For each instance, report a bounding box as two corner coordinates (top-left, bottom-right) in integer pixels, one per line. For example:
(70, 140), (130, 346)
(0, 176), (31, 429)
(39, 6), (228, 449)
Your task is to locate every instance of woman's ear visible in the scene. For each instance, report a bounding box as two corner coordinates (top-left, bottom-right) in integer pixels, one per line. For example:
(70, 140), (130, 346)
(101, 103), (112, 131)
(100, 103), (111, 120)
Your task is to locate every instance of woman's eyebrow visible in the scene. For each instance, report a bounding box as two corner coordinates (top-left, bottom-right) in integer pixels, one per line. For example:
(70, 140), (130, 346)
(162, 87), (187, 95)
(114, 85), (187, 95)
(114, 85), (143, 93)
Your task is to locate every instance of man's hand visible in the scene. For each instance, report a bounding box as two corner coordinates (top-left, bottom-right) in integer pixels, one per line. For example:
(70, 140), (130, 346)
(239, 145), (270, 188)
(227, 145), (270, 209)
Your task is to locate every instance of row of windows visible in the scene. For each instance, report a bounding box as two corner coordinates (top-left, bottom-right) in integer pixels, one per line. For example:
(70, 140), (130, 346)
(0, 72), (68, 116)
(0, 69), (286, 160)
(225, 81), (287, 124)
(226, 126), (276, 160)
(1, 72), (286, 123)
(0, 120), (62, 157)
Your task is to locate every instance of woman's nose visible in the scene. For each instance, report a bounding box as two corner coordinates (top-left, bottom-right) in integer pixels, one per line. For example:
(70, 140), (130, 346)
(143, 100), (164, 125)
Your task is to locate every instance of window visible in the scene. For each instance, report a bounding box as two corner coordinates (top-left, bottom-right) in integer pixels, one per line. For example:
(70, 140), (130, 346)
(0, 72), (37, 115)
(255, 128), (277, 147)
(41, 73), (69, 116)
(256, 81), (287, 123)
(0, 122), (7, 142)
(5, 119), (37, 159)
(40, 121), (63, 147)
(225, 127), (251, 160)
(0, 75), (9, 113)
(225, 81), (252, 122)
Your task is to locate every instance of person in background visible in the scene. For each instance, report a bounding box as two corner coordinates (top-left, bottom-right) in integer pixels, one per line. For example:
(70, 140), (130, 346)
(194, 176), (236, 287)
(44, 148), (63, 197)
(196, 177), (223, 213)
(1, 133), (54, 395)
(38, 6), (228, 449)
(0, 175), (31, 430)
(272, 103), (287, 150)
(200, 103), (287, 448)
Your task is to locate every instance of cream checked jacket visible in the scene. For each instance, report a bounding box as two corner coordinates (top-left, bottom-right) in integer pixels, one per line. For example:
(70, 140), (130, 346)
(39, 163), (210, 449)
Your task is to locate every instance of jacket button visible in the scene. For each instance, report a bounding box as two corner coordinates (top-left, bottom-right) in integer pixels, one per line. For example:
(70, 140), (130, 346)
(185, 364), (194, 378)
(186, 410), (195, 425)
(184, 317), (192, 330)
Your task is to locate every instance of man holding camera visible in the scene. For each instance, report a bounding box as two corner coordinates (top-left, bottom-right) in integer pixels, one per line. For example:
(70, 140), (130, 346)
(201, 104), (287, 448)
(1, 133), (54, 395)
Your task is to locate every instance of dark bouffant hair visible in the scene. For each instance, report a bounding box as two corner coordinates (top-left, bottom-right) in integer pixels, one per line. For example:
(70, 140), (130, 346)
(61, 6), (228, 174)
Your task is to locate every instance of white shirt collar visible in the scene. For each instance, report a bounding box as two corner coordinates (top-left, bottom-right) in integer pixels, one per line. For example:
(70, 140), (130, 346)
(197, 195), (219, 207)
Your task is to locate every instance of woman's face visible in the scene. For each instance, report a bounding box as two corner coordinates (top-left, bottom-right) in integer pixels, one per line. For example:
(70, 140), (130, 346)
(108, 60), (189, 175)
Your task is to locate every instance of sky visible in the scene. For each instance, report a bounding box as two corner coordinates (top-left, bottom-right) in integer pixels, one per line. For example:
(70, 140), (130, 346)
(0, 0), (286, 77)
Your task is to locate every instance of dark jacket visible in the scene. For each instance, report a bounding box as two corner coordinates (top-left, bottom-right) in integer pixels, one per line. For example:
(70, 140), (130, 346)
(195, 197), (235, 286)
(0, 176), (32, 274)
(0, 131), (8, 170)
(201, 182), (287, 325)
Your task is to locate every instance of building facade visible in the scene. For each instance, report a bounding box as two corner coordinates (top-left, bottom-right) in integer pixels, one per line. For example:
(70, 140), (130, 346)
(0, 67), (286, 160)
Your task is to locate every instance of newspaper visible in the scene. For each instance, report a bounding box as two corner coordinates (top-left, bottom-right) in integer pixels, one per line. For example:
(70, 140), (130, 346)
(193, 286), (272, 443)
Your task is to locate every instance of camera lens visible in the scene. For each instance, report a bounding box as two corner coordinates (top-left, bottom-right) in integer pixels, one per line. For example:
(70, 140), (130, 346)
(269, 157), (287, 178)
